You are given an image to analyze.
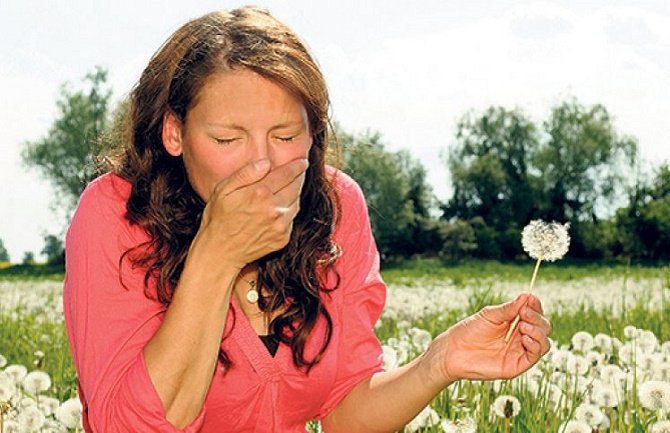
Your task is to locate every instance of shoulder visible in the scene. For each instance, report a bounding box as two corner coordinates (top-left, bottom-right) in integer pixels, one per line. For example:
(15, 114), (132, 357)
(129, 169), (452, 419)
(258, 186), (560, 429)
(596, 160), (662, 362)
(326, 165), (368, 220)
(67, 172), (146, 244)
(76, 172), (131, 218)
(326, 166), (373, 247)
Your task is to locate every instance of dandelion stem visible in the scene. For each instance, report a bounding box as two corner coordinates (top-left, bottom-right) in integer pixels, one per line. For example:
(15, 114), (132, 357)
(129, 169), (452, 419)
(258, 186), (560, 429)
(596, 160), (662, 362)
(504, 257), (543, 342)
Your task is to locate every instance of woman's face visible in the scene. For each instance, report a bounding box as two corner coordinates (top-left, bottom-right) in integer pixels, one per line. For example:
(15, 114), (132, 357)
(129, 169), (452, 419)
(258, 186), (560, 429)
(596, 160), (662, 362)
(162, 68), (312, 202)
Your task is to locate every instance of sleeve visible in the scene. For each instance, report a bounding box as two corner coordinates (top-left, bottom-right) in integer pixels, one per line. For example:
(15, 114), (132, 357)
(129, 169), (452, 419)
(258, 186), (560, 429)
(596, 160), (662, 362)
(62, 178), (206, 433)
(313, 174), (387, 421)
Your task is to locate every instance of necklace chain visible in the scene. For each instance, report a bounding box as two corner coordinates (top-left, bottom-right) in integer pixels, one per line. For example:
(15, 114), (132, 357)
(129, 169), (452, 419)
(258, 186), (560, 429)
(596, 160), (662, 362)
(239, 273), (259, 304)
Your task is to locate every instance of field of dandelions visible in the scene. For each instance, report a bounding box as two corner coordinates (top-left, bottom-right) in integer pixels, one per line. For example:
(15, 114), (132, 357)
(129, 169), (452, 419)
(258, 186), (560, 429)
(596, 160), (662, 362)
(2, 264), (670, 433)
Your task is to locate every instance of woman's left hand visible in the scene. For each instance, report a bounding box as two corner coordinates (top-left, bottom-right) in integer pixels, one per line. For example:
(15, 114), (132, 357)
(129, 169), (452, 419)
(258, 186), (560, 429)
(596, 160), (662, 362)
(423, 293), (552, 388)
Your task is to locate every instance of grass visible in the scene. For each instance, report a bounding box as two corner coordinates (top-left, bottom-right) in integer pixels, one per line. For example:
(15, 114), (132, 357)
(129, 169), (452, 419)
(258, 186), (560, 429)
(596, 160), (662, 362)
(0, 263), (65, 281)
(380, 257), (670, 287)
(3, 258), (669, 286)
(2, 261), (670, 432)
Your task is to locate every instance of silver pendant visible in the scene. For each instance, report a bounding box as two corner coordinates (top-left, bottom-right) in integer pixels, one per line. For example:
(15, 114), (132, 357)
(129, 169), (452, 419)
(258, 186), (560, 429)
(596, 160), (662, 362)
(246, 288), (259, 303)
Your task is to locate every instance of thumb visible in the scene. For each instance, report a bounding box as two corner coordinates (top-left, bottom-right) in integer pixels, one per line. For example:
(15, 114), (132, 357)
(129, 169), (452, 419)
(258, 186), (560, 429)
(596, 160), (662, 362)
(218, 159), (271, 196)
(485, 293), (527, 323)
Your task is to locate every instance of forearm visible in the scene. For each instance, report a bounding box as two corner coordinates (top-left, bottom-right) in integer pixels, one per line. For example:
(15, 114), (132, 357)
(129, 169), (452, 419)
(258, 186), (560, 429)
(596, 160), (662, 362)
(143, 262), (238, 429)
(322, 350), (453, 433)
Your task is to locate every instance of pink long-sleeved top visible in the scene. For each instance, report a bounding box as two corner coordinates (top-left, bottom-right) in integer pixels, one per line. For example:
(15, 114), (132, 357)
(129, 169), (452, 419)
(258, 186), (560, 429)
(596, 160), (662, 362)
(63, 169), (386, 433)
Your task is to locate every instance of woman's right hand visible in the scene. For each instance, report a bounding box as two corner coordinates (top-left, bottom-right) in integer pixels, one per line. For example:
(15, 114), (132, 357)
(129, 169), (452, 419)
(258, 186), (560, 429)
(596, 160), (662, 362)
(186, 157), (309, 274)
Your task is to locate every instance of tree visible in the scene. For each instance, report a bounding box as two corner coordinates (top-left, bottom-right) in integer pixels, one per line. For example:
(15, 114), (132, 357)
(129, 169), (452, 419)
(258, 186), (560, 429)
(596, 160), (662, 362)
(41, 233), (65, 265)
(338, 127), (413, 258)
(534, 98), (638, 223)
(22, 251), (35, 265)
(444, 106), (539, 232)
(336, 124), (439, 259)
(0, 238), (9, 262)
(616, 163), (670, 260)
(444, 99), (639, 259)
(22, 66), (112, 217)
(439, 219), (477, 261)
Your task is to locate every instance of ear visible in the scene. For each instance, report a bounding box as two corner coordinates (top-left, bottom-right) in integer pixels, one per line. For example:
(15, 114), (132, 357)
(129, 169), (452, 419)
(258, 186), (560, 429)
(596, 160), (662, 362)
(162, 111), (184, 157)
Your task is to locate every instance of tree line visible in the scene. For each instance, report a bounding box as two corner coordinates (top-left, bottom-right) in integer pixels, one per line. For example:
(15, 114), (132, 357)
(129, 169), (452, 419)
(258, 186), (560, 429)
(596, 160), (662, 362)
(6, 67), (670, 265)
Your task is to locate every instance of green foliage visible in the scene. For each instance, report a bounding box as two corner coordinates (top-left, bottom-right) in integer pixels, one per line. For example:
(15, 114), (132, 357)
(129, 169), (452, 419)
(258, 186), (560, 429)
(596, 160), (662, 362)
(22, 251), (35, 265)
(445, 106), (538, 231)
(535, 99), (638, 223)
(438, 219), (476, 260)
(41, 233), (65, 265)
(616, 163), (670, 260)
(379, 257), (667, 288)
(0, 304), (77, 402)
(0, 263), (65, 281)
(444, 98), (640, 260)
(337, 124), (441, 258)
(0, 238), (9, 262)
(21, 66), (112, 218)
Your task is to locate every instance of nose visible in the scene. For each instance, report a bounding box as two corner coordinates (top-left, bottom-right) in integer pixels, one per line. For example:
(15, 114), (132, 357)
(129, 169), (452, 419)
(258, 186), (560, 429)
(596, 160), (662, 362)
(248, 135), (270, 165)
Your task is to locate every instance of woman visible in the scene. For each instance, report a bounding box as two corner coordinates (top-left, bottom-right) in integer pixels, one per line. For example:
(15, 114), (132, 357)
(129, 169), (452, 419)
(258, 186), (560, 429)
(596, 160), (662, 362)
(63, 6), (551, 433)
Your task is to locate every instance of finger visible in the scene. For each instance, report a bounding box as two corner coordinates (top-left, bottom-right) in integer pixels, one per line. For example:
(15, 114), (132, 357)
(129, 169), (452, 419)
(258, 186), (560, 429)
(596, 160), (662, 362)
(260, 158), (309, 195)
(481, 293), (527, 324)
(519, 321), (546, 343)
(525, 294), (544, 315)
(216, 159), (272, 196)
(521, 334), (544, 362)
(274, 172), (306, 207)
(520, 307), (552, 336)
(519, 322), (551, 355)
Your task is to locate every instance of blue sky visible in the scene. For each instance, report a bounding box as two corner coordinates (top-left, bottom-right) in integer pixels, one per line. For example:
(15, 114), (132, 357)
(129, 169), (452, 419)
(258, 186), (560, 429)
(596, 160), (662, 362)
(1, 0), (669, 262)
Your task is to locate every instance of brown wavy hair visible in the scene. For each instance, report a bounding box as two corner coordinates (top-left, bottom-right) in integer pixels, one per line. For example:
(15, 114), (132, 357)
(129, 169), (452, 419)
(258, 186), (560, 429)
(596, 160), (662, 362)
(101, 7), (341, 374)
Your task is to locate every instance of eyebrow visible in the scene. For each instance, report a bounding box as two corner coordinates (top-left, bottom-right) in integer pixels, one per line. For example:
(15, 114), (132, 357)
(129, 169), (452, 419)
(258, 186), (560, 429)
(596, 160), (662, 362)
(206, 120), (305, 131)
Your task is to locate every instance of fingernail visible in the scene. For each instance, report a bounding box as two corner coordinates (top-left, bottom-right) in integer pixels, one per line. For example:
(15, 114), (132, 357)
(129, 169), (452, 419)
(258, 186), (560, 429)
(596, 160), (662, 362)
(254, 159), (270, 172)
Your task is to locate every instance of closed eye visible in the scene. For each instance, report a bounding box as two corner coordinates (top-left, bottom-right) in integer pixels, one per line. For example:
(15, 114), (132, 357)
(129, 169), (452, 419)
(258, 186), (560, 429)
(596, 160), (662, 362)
(215, 137), (240, 145)
(276, 135), (297, 143)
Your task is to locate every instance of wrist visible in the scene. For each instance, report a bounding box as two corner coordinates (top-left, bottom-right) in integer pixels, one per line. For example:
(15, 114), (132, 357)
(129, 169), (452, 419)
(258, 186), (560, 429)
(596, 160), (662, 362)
(419, 335), (458, 390)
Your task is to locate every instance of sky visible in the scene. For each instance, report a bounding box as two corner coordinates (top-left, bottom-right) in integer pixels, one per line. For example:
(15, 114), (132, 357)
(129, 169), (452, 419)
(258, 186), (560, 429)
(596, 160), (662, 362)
(1, 0), (669, 262)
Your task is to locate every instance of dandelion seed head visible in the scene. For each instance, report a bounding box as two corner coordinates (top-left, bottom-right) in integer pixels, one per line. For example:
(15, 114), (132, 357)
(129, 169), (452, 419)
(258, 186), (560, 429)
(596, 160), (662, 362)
(440, 417), (476, 433)
(651, 420), (670, 433)
(661, 341), (670, 356)
(638, 330), (659, 353)
(411, 329), (432, 352)
(593, 333), (613, 353)
(17, 404), (46, 432)
(0, 354), (7, 368)
(2, 420), (20, 433)
(492, 395), (521, 418)
(56, 397), (83, 429)
(21, 370), (52, 396)
(382, 345), (398, 370)
(652, 362), (670, 381)
(623, 325), (638, 339)
(585, 351), (605, 368)
(574, 403), (605, 427)
(566, 354), (590, 376)
(559, 420), (591, 433)
(38, 396), (60, 417)
(618, 343), (636, 365)
(593, 384), (619, 408)
(638, 380), (670, 411)
(521, 220), (570, 261)
(404, 405), (439, 432)
(571, 331), (594, 353)
(4, 365), (27, 384)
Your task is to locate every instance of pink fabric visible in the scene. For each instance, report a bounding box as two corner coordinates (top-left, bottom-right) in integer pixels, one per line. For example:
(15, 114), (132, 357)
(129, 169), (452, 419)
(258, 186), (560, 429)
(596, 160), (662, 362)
(63, 169), (386, 433)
